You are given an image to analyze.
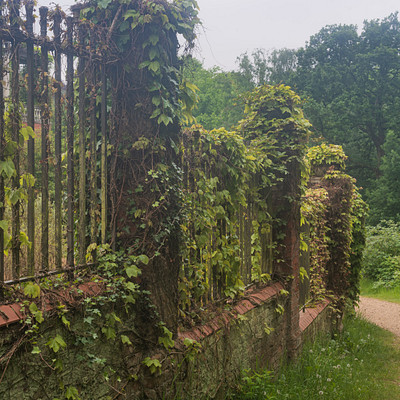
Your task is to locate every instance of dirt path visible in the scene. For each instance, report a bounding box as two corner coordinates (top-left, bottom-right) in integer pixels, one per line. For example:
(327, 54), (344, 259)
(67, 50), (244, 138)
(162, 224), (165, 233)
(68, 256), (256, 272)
(357, 296), (400, 337)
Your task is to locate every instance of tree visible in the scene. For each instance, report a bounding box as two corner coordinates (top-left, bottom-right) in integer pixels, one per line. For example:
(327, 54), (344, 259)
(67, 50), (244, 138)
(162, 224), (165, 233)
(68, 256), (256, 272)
(236, 48), (297, 87)
(368, 131), (400, 223)
(291, 14), (400, 197)
(182, 57), (247, 130)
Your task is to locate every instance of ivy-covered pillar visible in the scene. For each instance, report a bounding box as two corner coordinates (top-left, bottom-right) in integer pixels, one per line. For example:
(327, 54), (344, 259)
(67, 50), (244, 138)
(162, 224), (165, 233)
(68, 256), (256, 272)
(272, 153), (302, 359)
(307, 144), (365, 319)
(322, 171), (354, 309)
(239, 85), (310, 360)
(77, 0), (199, 332)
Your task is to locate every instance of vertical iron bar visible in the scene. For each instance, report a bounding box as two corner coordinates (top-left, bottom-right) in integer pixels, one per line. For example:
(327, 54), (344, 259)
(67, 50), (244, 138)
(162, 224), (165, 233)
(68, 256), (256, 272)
(0, 0), (5, 294)
(40, 7), (49, 271)
(110, 91), (116, 250)
(77, 18), (86, 264)
(66, 17), (74, 273)
(54, 8), (62, 268)
(89, 68), (97, 245)
(100, 65), (107, 244)
(26, 0), (35, 275)
(10, 0), (21, 279)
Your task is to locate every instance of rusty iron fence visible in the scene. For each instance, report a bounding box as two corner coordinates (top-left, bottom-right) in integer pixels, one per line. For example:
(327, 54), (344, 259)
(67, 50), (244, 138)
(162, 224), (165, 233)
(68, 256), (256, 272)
(0, 0), (313, 312)
(0, 0), (109, 288)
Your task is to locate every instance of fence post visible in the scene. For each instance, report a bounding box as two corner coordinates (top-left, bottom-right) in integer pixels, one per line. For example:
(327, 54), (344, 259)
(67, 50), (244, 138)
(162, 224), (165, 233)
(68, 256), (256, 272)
(26, 0), (35, 275)
(66, 16), (75, 276)
(0, 0), (4, 295)
(54, 8), (62, 268)
(40, 6), (49, 271)
(273, 155), (302, 360)
(100, 65), (107, 244)
(77, 14), (87, 265)
(10, 0), (21, 279)
(271, 136), (304, 360)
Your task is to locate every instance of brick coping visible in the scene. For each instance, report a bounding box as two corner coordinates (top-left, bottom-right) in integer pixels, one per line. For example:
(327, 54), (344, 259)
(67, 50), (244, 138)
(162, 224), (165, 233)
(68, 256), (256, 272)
(0, 281), (102, 328)
(299, 299), (331, 332)
(178, 282), (284, 342)
(0, 281), (330, 337)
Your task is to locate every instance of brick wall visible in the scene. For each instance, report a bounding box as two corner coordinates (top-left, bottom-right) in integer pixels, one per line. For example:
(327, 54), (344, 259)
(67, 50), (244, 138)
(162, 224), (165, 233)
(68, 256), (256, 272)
(0, 282), (333, 399)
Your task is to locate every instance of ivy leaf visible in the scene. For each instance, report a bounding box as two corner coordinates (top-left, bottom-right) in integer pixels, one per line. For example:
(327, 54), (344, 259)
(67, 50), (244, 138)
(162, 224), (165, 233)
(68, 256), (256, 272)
(20, 126), (34, 140)
(84, 316), (94, 325)
(29, 303), (44, 323)
(125, 281), (139, 292)
(97, 0), (112, 9)
(138, 60), (150, 70)
(125, 265), (141, 278)
(123, 10), (139, 21)
(8, 189), (21, 205)
(150, 108), (161, 119)
(31, 346), (41, 354)
(183, 338), (196, 347)
(46, 334), (67, 353)
(149, 47), (159, 61)
(152, 96), (161, 107)
(121, 335), (132, 345)
(157, 113), (173, 126)
(20, 231), (32, 249)
(62, 316), (71, 329)
(24, 283), (41, 299)
(0, 220), (8, 232)
(158, 326), (174, 349)
(125, 294), (136, 304)
(101, 326), (116, 340)
(3, 141), (17, 157)
(65, 386), (80, 400)
(0, 159), (16, 179)
(142, 357), (162, 375)
(137, 254), (149, 265)
(148, 34), (159, 45)
(149, 61), (160, 73)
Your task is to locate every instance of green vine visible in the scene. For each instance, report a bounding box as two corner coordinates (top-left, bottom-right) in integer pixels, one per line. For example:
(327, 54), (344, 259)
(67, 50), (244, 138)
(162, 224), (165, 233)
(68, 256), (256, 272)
(302, 144), (367, 309)
(179, 85), (312, 314)
(307, 143), (347, 172)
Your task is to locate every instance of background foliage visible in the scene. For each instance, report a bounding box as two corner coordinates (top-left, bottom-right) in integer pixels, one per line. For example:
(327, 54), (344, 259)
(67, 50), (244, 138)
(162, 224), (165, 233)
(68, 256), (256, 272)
(186, 13), (400, 226)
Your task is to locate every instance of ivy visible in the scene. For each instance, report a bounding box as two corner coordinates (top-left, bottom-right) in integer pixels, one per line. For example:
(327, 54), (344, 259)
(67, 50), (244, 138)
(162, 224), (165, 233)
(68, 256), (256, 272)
(179, 85), (312, 312)
(0, 243), (180, 398)
(307, 143), (347, 172)
(79, 0), (200, 126)
(301, 187), (330, 304)
(302, 144), (367, 308)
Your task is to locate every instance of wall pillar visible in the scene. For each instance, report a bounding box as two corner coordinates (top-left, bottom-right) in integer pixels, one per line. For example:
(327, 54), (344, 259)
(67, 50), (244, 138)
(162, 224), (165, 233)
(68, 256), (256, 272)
(272, 156), (302, 360)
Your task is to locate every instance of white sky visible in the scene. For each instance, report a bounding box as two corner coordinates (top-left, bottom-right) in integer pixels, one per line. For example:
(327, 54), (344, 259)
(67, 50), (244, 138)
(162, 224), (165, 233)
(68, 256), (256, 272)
(194, 0), (400, 70)
(40, 0), (400, 71)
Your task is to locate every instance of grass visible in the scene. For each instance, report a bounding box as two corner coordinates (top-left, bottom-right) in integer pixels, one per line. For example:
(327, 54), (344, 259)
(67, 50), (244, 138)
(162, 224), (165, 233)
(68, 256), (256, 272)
(229, 315), (400, 400)
(360, 278), (400, 304)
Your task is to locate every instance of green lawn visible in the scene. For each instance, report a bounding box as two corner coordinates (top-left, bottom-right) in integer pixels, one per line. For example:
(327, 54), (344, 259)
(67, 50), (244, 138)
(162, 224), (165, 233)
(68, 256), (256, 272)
(229, 315), (400, 399)
(360, 278), (400, 304)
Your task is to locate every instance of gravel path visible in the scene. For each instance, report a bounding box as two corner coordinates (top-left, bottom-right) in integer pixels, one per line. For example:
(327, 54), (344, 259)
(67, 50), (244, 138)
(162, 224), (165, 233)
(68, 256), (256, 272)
(357, 296), (400, 337)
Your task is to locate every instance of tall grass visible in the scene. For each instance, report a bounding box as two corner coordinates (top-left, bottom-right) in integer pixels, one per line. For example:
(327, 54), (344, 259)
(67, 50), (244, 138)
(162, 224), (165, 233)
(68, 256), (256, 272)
(229, 316), (400, 400)
(360, 278), (400, 304)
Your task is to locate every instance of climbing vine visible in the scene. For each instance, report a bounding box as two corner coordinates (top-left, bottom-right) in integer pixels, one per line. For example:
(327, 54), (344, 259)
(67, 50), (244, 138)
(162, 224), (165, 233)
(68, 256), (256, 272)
(303, 144), (367, 308)
(0, 244), (185, 399)
(301, 187), (330, 303)
(179, 85), (312, 313)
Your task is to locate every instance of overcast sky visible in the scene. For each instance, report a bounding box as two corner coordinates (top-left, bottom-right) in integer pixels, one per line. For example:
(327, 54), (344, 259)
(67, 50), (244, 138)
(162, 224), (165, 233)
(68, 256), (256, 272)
(41, 0), (400, 71)
(194, 0), (400, 70)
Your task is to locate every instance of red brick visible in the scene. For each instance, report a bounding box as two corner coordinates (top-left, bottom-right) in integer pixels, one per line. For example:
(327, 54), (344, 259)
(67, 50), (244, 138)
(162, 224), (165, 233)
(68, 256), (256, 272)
(0, 304), (23, 327)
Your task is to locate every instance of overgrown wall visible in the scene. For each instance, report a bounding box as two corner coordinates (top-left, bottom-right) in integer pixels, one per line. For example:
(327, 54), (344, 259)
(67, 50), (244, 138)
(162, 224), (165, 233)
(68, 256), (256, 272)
(0, 282), (332, 399)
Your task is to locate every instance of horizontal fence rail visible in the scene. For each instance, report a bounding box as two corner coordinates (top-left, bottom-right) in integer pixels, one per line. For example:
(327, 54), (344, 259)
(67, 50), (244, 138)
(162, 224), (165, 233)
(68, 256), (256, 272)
(0, 0), (109, 290)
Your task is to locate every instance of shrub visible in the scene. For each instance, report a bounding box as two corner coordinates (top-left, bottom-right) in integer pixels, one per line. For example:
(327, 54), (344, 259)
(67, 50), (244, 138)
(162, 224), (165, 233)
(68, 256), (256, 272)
(363, 220), (400, 287)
